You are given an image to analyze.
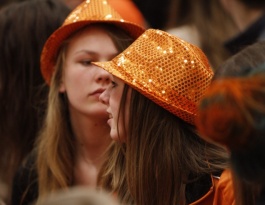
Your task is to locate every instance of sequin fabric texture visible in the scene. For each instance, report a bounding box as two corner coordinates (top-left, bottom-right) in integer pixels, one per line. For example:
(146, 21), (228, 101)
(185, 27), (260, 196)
(93, 29), (214, 125)
(40, 0), (145, 84)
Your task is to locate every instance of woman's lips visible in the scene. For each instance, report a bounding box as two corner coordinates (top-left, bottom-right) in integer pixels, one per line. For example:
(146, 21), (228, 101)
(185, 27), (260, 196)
(107, 113), (113, 125)
(91, 88), (105, 95)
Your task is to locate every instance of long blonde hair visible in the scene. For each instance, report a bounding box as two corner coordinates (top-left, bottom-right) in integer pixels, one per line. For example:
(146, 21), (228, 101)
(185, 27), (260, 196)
(36, 23), (134, 199)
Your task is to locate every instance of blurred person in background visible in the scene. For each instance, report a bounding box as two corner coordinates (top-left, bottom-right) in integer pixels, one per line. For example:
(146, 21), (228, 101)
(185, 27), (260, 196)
(166, 0), (238, 70)
(197, 64), (265, 205)
(197, 40), (265, 205)
(132, 0), (171, 29)
(219, 0), (265, 55)
(214, 41), (265, 78)
(0, 1), (70, 204)
(35, 187), (120, 205)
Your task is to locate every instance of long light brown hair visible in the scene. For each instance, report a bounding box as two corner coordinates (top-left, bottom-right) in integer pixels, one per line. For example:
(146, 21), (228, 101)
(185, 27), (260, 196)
(99, 85), (229, 205)
(36, 23), (134, 199)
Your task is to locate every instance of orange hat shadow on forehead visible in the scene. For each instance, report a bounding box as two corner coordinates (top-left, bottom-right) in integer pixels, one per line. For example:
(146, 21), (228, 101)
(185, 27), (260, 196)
(93, 29), (213, 125)
(40, 0), (145, 85)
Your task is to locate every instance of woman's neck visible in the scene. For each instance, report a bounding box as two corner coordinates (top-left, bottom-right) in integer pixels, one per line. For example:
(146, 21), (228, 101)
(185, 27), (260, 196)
(73, 140), (111, 187)
(69, 108), (112, 187)
(69, 106), (111, 148)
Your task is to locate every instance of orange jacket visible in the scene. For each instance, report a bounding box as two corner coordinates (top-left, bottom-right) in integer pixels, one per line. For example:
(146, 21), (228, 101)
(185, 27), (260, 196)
(191, 169), (235, 205)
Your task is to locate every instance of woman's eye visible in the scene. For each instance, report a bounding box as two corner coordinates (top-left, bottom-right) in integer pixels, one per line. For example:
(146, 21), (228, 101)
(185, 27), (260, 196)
(111, 81), (117, 88)
(80, 60), (92, 66)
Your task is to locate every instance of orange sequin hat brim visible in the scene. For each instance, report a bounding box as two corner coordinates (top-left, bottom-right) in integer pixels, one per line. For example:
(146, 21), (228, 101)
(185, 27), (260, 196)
(40, 0), (145, 84)
(93, 29), (213, 125)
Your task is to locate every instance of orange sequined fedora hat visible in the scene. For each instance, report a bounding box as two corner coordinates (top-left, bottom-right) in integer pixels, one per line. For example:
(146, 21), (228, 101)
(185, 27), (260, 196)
(40, 0), (145, 84)
(93, 29), (214, 125)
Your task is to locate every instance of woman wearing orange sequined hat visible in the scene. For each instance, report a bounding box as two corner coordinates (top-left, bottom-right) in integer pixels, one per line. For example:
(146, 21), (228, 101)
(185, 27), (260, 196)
(94, 29), (235, 205)
(11, 0), (145, 205)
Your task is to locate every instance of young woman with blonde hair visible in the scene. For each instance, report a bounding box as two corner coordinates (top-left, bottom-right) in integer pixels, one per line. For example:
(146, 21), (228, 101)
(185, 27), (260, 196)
(11, 1), (144, 205)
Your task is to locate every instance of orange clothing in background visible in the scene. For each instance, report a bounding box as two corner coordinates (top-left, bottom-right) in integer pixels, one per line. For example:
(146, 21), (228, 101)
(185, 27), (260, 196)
(191, 169), (235, 205)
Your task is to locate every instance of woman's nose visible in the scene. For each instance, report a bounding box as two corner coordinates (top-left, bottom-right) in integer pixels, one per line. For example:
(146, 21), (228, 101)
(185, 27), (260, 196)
(96, 67), (111, 84)
(99, 87), (110, 105)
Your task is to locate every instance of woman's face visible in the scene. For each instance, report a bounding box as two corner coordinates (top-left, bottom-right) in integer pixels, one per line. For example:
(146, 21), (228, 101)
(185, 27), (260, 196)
(59, 26), (118, 119)
(99, 76), (130, 141)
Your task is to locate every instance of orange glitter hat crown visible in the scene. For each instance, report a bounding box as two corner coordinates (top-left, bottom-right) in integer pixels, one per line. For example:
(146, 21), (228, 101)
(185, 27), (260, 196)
(40, 0), (145, 84)
(93, 29), (213, 125)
